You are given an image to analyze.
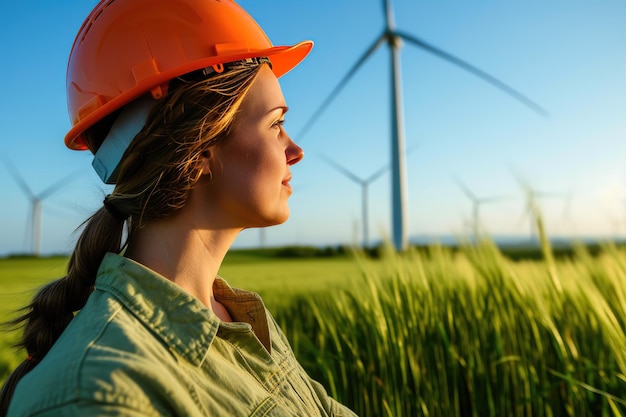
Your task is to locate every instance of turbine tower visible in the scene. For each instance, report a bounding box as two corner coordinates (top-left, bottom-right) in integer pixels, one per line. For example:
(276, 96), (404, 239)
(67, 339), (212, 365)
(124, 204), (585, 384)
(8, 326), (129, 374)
(3, 158), (79, 256)
(321, 155), (389, 248)
(298, 0), (548, 251)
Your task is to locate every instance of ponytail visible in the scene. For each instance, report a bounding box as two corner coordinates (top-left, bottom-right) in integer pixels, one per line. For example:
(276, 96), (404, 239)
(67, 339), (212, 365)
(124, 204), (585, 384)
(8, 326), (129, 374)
(0, 202), (127, 416)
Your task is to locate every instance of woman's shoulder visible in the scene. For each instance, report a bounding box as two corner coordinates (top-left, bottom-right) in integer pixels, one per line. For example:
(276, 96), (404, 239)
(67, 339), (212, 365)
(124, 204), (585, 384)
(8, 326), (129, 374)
(9, 291), (180, 416)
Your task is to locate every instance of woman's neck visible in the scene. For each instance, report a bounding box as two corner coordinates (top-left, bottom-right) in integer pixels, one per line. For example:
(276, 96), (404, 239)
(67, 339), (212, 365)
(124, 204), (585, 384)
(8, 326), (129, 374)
(124, 214), (239, 313)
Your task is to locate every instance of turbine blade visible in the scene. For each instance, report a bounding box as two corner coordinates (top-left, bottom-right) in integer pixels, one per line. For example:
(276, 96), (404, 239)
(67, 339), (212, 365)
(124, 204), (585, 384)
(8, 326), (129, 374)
(366, 164), (389, 183)
(2, 157), (35, 199)
(296, 33), (387, 141)
(510, 168), (532, 195)
(383, 0), (395, 31)
(396, 30), (549, 117)
(38, 169), (82, 200)
(454, 176), (476, 201)
(319, 154), (364, 185)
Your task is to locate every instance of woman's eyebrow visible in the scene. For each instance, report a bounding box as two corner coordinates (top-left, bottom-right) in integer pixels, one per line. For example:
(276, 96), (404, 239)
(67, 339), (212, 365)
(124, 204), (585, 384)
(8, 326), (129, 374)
(276, 106), (289, 114)
(267, 105), (289, 116)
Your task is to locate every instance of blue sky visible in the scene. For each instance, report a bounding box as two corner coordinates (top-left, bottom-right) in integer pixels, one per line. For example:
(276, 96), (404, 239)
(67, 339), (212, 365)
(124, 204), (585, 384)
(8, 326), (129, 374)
(1, 0), (625, 255)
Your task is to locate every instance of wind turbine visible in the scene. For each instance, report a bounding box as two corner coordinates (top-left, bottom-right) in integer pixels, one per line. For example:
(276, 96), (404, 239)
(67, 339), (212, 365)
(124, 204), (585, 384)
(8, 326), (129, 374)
(3, 158), (79, 256)
(298, 0), (548, 251)
(320, 154), (389, 248)
(519, 186), (566, 243)
(454, 177), (510, 240)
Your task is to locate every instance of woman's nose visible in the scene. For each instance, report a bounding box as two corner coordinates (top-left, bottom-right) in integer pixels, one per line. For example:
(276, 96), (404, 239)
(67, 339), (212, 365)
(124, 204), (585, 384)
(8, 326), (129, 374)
(286, 137), (304, 166)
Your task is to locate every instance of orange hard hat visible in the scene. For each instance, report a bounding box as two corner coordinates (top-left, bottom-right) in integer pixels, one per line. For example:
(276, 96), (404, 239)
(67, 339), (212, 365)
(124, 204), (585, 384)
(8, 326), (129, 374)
(65, 0), (313, 150)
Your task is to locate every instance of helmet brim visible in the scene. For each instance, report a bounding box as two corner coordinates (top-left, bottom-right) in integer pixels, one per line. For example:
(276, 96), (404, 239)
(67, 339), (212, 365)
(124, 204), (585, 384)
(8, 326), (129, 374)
(266, 40), (314, 78)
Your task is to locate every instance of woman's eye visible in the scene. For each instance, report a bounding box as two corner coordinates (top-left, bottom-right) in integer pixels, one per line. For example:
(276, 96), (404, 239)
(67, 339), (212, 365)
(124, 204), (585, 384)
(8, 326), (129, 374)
(272, 119), (286, 128)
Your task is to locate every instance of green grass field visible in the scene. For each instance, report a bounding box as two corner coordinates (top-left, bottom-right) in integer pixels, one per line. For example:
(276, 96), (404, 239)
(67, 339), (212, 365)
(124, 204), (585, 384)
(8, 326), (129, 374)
(1, 236), (626, 416)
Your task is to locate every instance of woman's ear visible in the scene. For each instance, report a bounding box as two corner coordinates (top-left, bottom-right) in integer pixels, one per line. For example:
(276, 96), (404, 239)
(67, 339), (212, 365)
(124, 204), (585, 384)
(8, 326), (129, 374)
(198, 149), (213, 177)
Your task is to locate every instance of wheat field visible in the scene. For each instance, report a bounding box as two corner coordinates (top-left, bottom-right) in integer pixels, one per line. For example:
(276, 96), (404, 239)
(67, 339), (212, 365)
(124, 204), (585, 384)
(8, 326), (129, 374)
(1, 233), (625, 416)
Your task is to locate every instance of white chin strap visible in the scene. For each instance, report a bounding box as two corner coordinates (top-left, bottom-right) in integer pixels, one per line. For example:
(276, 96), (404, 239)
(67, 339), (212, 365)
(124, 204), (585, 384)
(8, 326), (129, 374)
(92, 97), (154, 184)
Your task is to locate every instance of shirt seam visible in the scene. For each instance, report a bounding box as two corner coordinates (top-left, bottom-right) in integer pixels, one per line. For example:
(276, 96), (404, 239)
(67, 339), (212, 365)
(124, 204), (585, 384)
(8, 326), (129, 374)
(76, 300), (124, 396)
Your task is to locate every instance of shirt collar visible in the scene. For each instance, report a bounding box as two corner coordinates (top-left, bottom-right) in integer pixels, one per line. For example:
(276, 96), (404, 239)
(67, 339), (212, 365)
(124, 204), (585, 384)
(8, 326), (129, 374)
(213, 278), (272, 353)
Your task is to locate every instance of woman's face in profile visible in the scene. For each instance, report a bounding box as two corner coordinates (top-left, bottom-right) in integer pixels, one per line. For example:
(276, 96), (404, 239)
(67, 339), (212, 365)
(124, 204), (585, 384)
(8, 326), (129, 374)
(203, 64), (304, 229)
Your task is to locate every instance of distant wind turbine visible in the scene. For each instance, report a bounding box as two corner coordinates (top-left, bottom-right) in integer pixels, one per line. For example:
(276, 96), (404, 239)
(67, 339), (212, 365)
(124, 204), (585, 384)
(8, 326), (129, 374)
(3, 158), (80, 256)
(454, 177), (510, 240)
(320, 155), (389, 248)
(298, 0), (548, 251)
(519, 187), (566, 242)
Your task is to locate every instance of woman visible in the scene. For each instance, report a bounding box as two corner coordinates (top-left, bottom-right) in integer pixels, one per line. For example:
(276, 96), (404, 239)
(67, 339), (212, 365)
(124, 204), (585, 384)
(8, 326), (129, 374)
(0, 0), (357, 415)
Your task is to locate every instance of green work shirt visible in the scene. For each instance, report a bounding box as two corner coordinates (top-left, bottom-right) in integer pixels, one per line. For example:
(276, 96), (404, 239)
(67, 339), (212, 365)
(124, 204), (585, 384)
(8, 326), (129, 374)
(8, 253), (358, 417)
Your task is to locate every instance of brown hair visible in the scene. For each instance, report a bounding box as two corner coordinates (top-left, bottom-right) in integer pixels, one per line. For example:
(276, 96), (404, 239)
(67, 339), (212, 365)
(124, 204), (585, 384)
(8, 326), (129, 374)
(0, 63), (265, 415)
